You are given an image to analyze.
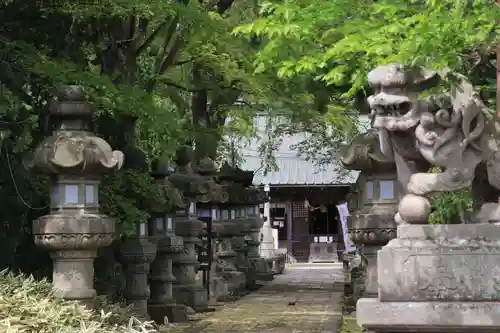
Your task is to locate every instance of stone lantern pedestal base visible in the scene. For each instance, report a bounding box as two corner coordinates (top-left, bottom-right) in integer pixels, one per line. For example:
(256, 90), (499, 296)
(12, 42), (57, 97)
(174, 285), (208, 312)
(209, 274), (229, 301)
(149, 303), (188, 324)
(224, 271), (246, 293)
(357, 223), (500, 333)
(33, 214), (114, 307)
(246, 257), (274, 289)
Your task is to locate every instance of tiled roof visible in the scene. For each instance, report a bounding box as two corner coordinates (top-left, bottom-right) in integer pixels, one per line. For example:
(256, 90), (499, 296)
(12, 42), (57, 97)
(240, 154), (359, 186)
(235, 115), (365, 187)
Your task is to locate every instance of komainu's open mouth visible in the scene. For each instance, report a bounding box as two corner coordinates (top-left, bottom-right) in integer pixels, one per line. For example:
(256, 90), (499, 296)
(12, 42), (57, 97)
(373, 101), (411, 117)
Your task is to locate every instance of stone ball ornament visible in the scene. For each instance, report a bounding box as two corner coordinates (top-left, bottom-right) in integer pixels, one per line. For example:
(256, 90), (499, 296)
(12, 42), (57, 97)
(398, 194), (431, 224)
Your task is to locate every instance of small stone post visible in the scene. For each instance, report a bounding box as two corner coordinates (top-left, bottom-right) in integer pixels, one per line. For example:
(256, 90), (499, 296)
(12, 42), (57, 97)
(30, 85), (124, 306)
(147, 159), (188, 323)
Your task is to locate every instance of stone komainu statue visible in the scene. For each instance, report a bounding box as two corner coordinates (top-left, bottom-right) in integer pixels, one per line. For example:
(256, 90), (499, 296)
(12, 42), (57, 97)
(367, 63), (500, 224)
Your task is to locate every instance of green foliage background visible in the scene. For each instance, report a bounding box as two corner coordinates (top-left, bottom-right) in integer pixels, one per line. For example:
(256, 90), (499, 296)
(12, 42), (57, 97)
(0, 0), (498, 281)
(234, 0), (499, 223)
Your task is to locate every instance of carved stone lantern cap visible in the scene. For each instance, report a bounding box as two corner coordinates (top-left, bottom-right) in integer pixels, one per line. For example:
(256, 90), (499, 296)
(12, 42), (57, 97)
(150, 156), (173, 181)
(367, 63), (438, 89)
(28, 85), (124, 176)
(51, 85), (89, 117)
(195, 156), (217, 175)
(219, 162), (254, 186)
(193, 156), (229, 204)
(121, 114), (148, 172)
(151, 157), (187, 211)
(174, 146), (193, 168)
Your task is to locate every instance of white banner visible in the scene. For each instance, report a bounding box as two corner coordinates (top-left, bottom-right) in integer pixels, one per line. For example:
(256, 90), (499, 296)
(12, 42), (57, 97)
(336, 202), (357, 253)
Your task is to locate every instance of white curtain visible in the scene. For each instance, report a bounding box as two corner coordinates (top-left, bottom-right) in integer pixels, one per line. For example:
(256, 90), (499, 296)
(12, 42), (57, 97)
(336, 202), (357, 252)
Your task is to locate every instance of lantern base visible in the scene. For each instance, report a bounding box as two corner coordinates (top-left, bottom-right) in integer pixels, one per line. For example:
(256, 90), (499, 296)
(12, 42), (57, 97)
(224, 271), (246, 293)
(51, 250), (98, 303)
(148, 302), (189, 324)
(173, 284), (208, 312)
(210, 274), (229, 301)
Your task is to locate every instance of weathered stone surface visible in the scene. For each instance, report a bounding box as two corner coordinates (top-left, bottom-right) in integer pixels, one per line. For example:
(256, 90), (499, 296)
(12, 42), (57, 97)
(357, 298), (500, 333)
(378, 224), (500, 302)
(366, 63), (500, 224)
(30, 85), (121, 305)
(358, 223), (500, 332)
(119, 237), (157, 319)
(172, 214), (208, 312)
(148, 234), (187, 323)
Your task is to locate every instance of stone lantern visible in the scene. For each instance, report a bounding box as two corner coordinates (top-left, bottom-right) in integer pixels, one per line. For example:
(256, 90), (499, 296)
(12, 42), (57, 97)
(29, 85), (124, 306)
(215, 163), (248, 294)
(116, 114), (157, 319)
(166, 148), (207, 312)
(338, 129), (398, 297)
(147, 158), (187, 323)
(194, 157), (229, 301)
(245, 186), (274, 289)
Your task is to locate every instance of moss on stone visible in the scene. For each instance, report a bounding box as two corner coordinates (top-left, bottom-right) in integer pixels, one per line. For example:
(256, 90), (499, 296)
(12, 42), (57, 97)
(340, 316), (364, 333)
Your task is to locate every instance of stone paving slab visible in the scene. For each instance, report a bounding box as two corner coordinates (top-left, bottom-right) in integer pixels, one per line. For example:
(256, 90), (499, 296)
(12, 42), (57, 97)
(162, 263), (344, 333)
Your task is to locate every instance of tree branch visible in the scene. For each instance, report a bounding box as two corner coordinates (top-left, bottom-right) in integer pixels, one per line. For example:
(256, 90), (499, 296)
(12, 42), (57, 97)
(160, 79), (202, 92)
(173, 57), (197, 66)
(135, 20), (169, 57)
(158, 38), (182, 75)
(145, 17), (181, 92)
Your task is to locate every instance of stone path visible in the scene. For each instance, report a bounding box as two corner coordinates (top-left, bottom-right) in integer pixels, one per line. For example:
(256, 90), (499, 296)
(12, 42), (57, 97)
(164, 263), (344, 333)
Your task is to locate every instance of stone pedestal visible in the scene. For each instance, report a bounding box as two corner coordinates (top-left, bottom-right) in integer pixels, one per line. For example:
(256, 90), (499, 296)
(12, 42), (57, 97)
(246, 215), (273, 288)
(119, 237), (157, 319)
(148, 234), (188, 323)
(172, 214), (208, 312)
(33, 215), (114, 305)
(357, 223), (500, 332)
(207, 220), (230, 300)
(233, 219), (249, 276)
(349, 214), (396, 297)
(214, 219), (246, 294)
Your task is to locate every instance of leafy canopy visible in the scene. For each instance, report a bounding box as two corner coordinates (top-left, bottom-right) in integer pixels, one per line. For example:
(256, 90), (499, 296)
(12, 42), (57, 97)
(235, 0), (499, 97)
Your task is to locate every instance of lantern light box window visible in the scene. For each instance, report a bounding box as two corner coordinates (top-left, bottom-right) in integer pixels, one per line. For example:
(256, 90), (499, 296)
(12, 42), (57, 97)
(219, 207), (230, 220)
(379, 180), (395, 200)
(365, 181), (374, 201)
(211, 208), (219, 220)
(197, 207), (211, 218)
(361, 176), (398, 204)
(189, 202), (197, 215)
(166, 216), (173, 231)
(155, 217), (164, 232)
(50, 179), (99, 213)
(138, 221), (148, 237)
